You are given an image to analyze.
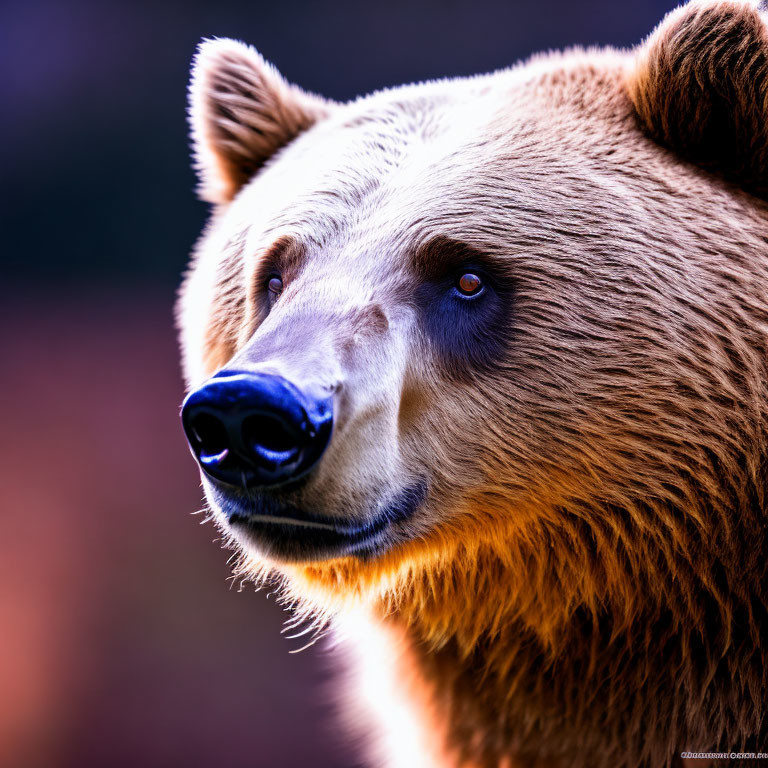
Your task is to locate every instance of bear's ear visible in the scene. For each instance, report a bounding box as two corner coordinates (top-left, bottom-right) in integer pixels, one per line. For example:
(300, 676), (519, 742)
(628, 0), (768, 195)
(189, 39), (334, 204)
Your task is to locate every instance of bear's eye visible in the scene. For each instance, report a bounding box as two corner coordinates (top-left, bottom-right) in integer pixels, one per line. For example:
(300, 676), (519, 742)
(456, 272), (484, 297)
(267, 276), (283, 297)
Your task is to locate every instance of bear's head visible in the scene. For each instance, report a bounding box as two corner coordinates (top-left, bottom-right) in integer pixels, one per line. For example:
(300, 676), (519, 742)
(179, 0), (768, 645)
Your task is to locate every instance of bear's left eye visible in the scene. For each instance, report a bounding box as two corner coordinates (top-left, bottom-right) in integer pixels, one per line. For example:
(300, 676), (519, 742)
(455, 272), (484, 297)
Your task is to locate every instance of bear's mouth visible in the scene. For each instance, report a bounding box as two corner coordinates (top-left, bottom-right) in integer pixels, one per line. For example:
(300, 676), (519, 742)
(208, 481), (427, 562)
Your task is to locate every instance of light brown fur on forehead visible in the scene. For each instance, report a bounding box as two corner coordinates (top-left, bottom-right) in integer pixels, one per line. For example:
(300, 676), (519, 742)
(187, 45), (750, 383)
(187, 39), (768, 399)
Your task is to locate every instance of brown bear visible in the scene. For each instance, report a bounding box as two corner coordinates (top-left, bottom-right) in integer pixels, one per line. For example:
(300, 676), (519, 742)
(177, 1), (768, 766)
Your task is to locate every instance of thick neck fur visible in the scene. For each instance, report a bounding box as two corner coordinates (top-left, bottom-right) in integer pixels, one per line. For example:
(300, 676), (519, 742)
(285, 484), (767, 768)
(383, 507), (766, 768)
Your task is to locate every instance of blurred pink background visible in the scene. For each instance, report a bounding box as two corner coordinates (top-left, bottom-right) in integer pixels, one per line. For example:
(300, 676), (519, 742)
(0, 291), (355, 768)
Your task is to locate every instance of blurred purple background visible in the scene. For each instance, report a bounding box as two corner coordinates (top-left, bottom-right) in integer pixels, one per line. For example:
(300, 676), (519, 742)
(0, 1), (677, 766)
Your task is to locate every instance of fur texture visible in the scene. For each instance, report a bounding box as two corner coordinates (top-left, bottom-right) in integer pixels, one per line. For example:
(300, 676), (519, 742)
(189, 39), (333, 203)
(178, 3), (768, 766)
(630, 0), (768, 195)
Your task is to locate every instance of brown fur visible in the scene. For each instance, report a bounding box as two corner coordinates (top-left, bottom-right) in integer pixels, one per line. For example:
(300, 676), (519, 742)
(630, 0), (768, 196)
(189, 39), (333, 204)
(178, 3), (768, 766)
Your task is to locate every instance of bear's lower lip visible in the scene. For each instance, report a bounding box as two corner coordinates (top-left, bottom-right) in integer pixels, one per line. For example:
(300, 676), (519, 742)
(209, 482), (427, 562)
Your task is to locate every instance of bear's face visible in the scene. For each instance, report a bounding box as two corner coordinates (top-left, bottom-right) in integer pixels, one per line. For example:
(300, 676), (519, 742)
(180, 3), (768, 609)
(181, 87), (499, 559)
(180, 56), (627, 566)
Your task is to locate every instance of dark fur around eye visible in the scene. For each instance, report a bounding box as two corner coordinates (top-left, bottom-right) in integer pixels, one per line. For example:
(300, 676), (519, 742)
(250, 236), (301, 316)
(414, 266), (512, 379)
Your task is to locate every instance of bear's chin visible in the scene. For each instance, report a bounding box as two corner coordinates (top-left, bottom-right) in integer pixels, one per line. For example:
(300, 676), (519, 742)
(206, 480), (429, 564)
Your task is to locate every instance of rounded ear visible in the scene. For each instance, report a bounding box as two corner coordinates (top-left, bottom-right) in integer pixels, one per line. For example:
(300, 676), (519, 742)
(189, 39), (335, 204)
(627, 0), (768, 196)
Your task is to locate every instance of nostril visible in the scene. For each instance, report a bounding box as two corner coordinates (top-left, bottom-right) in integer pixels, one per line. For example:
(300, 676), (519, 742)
(181, 371), (333, 488)
(242, 413), (301, 458)
(189, 412), (229, 465)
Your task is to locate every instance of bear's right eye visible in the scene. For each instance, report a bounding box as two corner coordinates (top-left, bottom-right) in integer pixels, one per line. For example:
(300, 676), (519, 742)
(267, 276), (283, 299)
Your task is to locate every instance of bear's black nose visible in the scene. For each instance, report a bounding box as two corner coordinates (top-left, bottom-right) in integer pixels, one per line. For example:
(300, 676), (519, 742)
(181, 371), (333, 488)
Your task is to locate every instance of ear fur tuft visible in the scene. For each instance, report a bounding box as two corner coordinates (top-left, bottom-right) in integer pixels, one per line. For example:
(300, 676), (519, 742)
(189, 38), (333, 204)
(628, 0), (768, 196)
